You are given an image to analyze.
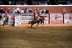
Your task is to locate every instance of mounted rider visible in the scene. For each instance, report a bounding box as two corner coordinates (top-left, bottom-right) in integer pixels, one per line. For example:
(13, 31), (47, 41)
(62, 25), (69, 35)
(36, 13), (42, 22)
(34, 8), (42, 23)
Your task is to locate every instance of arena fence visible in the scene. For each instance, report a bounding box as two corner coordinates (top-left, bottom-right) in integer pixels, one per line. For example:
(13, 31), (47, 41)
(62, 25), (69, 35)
(13, 13), (72, 26)
(0, 13), (72, 26)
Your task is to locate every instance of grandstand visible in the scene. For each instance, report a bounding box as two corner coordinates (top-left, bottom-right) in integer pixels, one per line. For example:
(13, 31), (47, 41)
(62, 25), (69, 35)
(0, 0), (72, 5)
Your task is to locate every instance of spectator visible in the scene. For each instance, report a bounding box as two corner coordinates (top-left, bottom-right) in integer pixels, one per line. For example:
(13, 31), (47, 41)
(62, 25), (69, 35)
(39, 9), (42, 14)
(43, 8), (46, 13)
(0, 0), (3, 5)
(12, 8), (14, 14)
(2, 15), (6, 26)
(12, 15), (15, 26)
(34, 8), (37, 12)
(4, 0), (9, 5)
(24, 8), (29, 13)
(0, 14), (2, 20)
(40, 15), (45, 25)
(11, 0), (16, 5)
(3, 8), (8, 16)
(16, 1), (20, 5)
(21, 9), (24, 14)
(67, 0), (71, 5)
(0, 8), (4, 13)
(20, 0), (25, 5)
(41, 9), (44, 13)
(5, 16), (9, 24)
(70, 11), (72, 14)
(8, 0), (11, 5)
(32, 1), (35, 5)
(45, 10), (49, 14)
(41, 1), (48, 5)
(37, 8), (40, 14)
(7, 8), (12, 13)
(19, 8), (23, 16)
(44, 2), (48, 5)
(29, 9), (32, 13)
(35, 1), (38, 5)
(16, 7), (20, 14)
(24, 0), (28, 5)
(62, 8), (66, 14)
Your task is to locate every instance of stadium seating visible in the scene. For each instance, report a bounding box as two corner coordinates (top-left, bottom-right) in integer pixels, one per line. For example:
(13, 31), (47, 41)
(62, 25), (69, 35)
(57, 1), (67, 5)
(11, 1), (16, 5)
(0, 0), (3, 5)
(0, 0), (72, 5)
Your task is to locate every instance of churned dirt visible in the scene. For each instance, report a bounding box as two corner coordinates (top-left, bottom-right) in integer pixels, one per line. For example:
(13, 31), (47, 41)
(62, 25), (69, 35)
(0, 23), (72, 48)
(0, 24), (72, 48)
(19, 23), (72, 27)
(0, 23), (72, 27)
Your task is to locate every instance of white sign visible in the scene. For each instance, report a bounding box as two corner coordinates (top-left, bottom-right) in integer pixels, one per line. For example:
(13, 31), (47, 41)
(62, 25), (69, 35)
(64, 13), (72, 24)
(21, 16), (34, 23)
(50, 13), (63, 24)
(0, 20), (3, 25)
(15, 16), (21, 26)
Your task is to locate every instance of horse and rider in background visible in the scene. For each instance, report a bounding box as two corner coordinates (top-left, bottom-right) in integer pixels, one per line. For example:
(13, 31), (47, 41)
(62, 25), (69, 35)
(29, 13), (45, 28)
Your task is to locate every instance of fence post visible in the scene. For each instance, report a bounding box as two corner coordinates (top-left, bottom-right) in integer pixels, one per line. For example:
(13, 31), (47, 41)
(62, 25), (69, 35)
(34, 12), (36, 20)
(48, 11), (50, 24)
(63, 13), (64, 24)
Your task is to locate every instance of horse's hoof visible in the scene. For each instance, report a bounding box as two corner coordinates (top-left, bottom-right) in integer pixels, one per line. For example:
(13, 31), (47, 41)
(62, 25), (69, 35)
(31, 27), (32, 28)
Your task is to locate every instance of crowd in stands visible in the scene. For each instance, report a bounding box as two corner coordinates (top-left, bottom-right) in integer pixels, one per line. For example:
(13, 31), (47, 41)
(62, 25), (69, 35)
(0, 8), (49, 15)
(0, 0), (27, 5)
(32, 0), (48, 5)
(0, 0), (48, 5)
(0, 0), (72, 5)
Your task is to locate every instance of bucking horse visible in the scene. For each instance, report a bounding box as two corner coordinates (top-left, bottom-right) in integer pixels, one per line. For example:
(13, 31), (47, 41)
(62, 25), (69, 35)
(28, 18), (44, 28)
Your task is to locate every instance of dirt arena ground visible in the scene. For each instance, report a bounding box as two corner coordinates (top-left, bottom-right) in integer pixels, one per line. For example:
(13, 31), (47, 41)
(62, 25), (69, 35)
(0, 23), (72, 27)
(19, 23), (72, 27)
(0, 23), (72, 48)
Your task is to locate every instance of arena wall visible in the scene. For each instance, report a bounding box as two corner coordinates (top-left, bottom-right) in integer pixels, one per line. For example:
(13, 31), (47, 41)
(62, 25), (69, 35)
(0, 5), (72, 13)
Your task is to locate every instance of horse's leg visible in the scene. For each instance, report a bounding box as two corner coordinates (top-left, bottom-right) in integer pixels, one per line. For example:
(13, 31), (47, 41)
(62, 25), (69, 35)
(40, 20), (42, 24)
(42, 20), (44, 25)
(36, 23), (39, 27)
(31, 24), (33, 28)
(36, 24), (38, 27)
(41, 20), (44, 25)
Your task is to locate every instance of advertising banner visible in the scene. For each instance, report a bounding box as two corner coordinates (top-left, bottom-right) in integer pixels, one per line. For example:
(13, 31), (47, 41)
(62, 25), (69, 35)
(0, 20), (3, 25)
(64, 13), (72, 23)
(15, 16), (21, 26)
(50, 13), (63, 24)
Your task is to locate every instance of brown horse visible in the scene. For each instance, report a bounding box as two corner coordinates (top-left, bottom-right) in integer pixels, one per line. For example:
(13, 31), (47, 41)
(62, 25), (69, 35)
(28, 18), (44, 28)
